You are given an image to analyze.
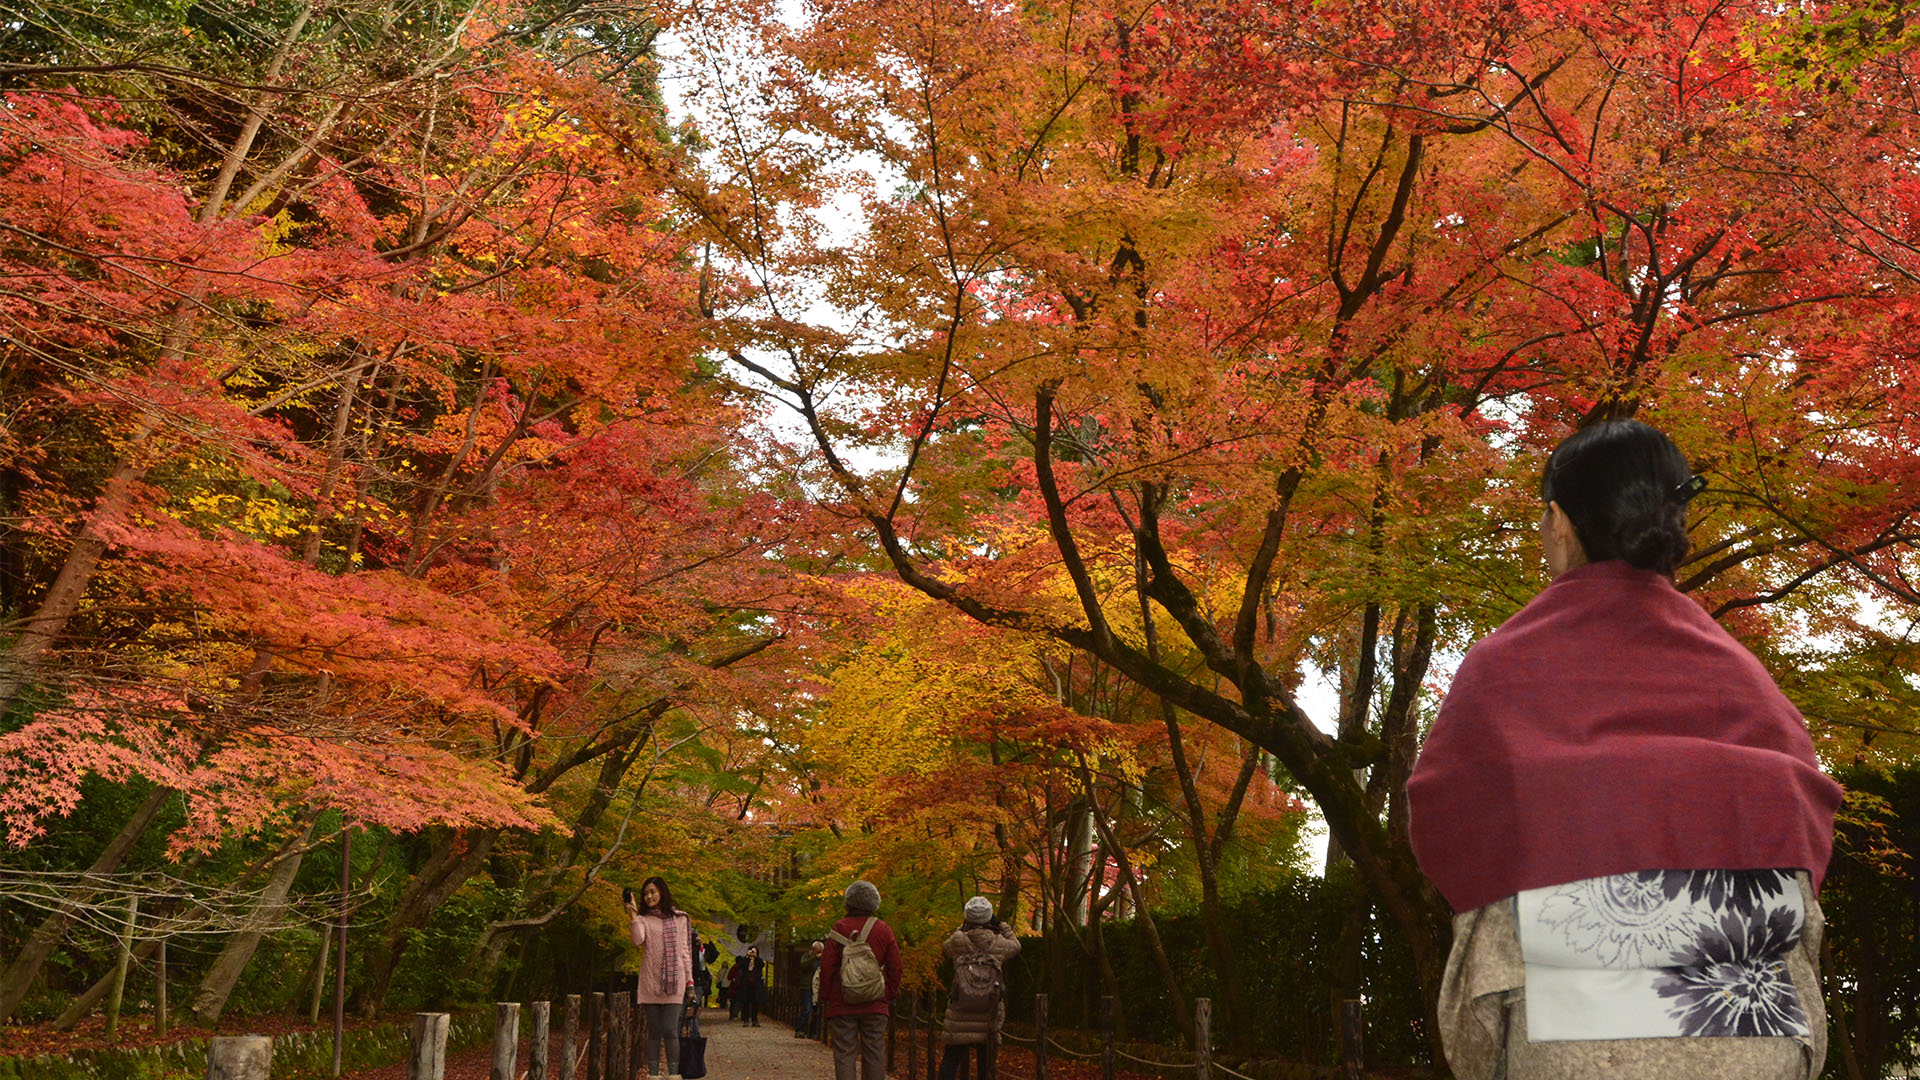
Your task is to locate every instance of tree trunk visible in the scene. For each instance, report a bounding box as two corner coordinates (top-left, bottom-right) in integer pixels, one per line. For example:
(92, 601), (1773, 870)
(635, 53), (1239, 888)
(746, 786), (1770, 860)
(189, 820), (316, 1026)
(0, 3), (316, 712)
(1136, 558), (1258, 1050)
(358, 829), (499, 1013)
(1078, 760), (1193, 1046)
(0, 785), (170, 1023)
(303, 919), (331, 1022)
(0, 453), (153, 708)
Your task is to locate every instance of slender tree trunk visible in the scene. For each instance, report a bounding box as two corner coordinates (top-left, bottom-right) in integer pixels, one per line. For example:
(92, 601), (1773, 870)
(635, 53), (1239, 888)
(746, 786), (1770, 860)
(0, 454), (154, 708)
(51, 841), (264, 1030)
(190, 820), (316, 1026)
(1136, 554), (1257, 1049)
(0, 6), (317, 711)
(1084, 896), (1121, 1032)
(304, 920), (331, 1023)
(0, 786), (169, 1023)
(358, 829), (498, 1013)
(1078, 759), (1194, 1045)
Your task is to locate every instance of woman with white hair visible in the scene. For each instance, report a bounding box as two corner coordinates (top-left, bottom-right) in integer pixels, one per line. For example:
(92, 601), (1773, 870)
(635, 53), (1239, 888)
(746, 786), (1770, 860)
(939, 896), (1020, 1080)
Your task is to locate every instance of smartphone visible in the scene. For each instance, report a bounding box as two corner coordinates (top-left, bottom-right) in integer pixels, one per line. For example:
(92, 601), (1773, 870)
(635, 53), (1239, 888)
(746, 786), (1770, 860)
(622, 887), (634, 906)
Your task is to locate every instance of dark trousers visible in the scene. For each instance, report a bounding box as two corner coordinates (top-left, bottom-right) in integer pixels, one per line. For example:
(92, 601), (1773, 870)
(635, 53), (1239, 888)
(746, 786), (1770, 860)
(740, 988), (760, 1024)
(938, 1042), (995, 1080)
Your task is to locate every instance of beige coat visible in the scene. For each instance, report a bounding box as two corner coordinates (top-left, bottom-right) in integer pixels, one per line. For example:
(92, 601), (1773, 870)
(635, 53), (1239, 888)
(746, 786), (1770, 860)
(1438, 872), (1827, 1080)
(940, 923), (1020, 1046)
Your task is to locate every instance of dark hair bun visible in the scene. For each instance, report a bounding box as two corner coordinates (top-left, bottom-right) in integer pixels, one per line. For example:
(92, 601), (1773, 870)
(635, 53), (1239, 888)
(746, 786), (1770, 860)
(1542, 420), (1695, 575)
(1612, 489), (1691, 573)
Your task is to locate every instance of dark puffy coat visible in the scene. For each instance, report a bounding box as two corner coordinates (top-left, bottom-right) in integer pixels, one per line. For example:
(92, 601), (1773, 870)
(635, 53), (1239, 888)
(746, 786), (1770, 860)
(940, 922), (1020, 1046)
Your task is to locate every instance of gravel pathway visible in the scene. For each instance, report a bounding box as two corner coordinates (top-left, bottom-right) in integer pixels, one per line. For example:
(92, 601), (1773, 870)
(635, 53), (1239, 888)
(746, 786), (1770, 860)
(340, 1007), (843, 1080)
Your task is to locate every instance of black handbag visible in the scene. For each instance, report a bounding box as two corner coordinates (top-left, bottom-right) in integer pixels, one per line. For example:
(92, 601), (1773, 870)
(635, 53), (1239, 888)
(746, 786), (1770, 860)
(680, 1009), (709, 1080)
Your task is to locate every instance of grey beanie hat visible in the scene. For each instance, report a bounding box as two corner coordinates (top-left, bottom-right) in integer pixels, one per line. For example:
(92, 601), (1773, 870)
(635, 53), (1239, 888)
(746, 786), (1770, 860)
(845, 879), (881, 914)
(963, 896), (993, 925)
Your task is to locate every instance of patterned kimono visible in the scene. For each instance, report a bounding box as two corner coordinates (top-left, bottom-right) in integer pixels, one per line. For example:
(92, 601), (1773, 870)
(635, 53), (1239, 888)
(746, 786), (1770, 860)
(1439, 870), (1827, 1080)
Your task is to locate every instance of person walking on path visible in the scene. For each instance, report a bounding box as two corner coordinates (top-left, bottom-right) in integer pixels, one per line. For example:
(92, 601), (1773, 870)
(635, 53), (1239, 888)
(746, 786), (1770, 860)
(626, 877), (697, 1080)
(1407, 419), (1842, 1080)
(821, 880), (903, 1080)
(736, 944), (767, 1026)
(938, 897), (1019, 1080)
(687, 925), (709, 1040)
(796, 940), (824, 1039)
(700, 940), (719, 1007)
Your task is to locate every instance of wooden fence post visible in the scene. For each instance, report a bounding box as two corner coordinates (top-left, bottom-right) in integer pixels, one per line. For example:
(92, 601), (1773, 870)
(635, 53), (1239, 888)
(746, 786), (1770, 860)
(156, 935), (169, 1037)
(563, 995), (581, 1080)
(1034, 993), (1048, 1080)
(207, 1035), (272, 1080)
(611, 993), (629, 1080)
(887, 997), (897, 1074)
(1099, 996), (1115, 1080)
(1339, 999), (1364, 1080)
(409, 1012), (450, 1080)
(1193, 999), (1212, 1080)
(333, 828), (352, 1080)
(588, 993), (605, 1080)
(530, 1001), (551, 1080)
(493, 1002), (522, 1080)
(923, 989), (934, 1080)
(906, 992), (918, 1080)
(628, 991), (642, 1080)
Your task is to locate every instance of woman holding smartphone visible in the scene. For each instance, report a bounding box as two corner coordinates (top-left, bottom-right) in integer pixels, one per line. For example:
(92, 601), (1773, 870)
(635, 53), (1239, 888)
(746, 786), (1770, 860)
(625, 878), (695, 1080)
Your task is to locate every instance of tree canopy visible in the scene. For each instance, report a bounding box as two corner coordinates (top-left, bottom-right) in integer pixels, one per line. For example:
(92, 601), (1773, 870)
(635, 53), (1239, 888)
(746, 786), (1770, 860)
(2, 0), (1918, 1074)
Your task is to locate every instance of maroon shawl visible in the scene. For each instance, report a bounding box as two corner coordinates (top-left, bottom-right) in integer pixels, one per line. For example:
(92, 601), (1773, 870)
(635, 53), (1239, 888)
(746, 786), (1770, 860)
(1406, 561), (1842, 913)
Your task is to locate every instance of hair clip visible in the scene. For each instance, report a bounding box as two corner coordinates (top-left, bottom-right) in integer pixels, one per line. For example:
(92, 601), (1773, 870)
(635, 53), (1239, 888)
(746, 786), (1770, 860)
(1672, 475), (1707, 503)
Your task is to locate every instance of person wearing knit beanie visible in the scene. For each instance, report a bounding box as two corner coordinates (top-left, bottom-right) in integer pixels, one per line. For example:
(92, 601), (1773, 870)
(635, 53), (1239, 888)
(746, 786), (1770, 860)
(845, 879), (881, 915)
(939, 895), (1021, 1080)
(962, 896), (992, 926)
(824, 879), (902, 1080)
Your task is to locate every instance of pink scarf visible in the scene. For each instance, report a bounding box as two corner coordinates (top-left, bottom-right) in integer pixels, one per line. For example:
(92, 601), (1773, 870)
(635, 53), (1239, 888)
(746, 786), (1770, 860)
(654, 911), (682, 997)
(1406, 561), (1842, 913)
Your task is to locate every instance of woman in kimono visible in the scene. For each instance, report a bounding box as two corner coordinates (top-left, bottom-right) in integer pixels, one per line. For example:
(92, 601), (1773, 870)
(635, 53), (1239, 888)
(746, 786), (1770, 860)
(1407, 419), (1843, 1079)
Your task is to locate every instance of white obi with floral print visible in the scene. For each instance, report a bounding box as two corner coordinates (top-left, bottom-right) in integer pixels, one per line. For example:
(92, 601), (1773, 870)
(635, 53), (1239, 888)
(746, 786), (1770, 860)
(1515, 869), (1809, 1041)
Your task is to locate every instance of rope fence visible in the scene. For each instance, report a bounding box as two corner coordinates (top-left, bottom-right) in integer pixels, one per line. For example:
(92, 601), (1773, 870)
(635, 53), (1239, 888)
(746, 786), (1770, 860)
(888, 991), (1368, 1080)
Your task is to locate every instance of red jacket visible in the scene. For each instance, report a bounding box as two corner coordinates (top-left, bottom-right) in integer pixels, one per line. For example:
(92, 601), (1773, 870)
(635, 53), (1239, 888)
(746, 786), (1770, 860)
(819, 913), (902, 1017)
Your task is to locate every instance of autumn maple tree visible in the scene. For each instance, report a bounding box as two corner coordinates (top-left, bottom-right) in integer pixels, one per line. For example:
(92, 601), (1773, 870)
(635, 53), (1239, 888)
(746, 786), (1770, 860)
(2, 0), (1918, 1070)
(679, 0), (1920, 1053)
(0, 0), (817, 1027)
